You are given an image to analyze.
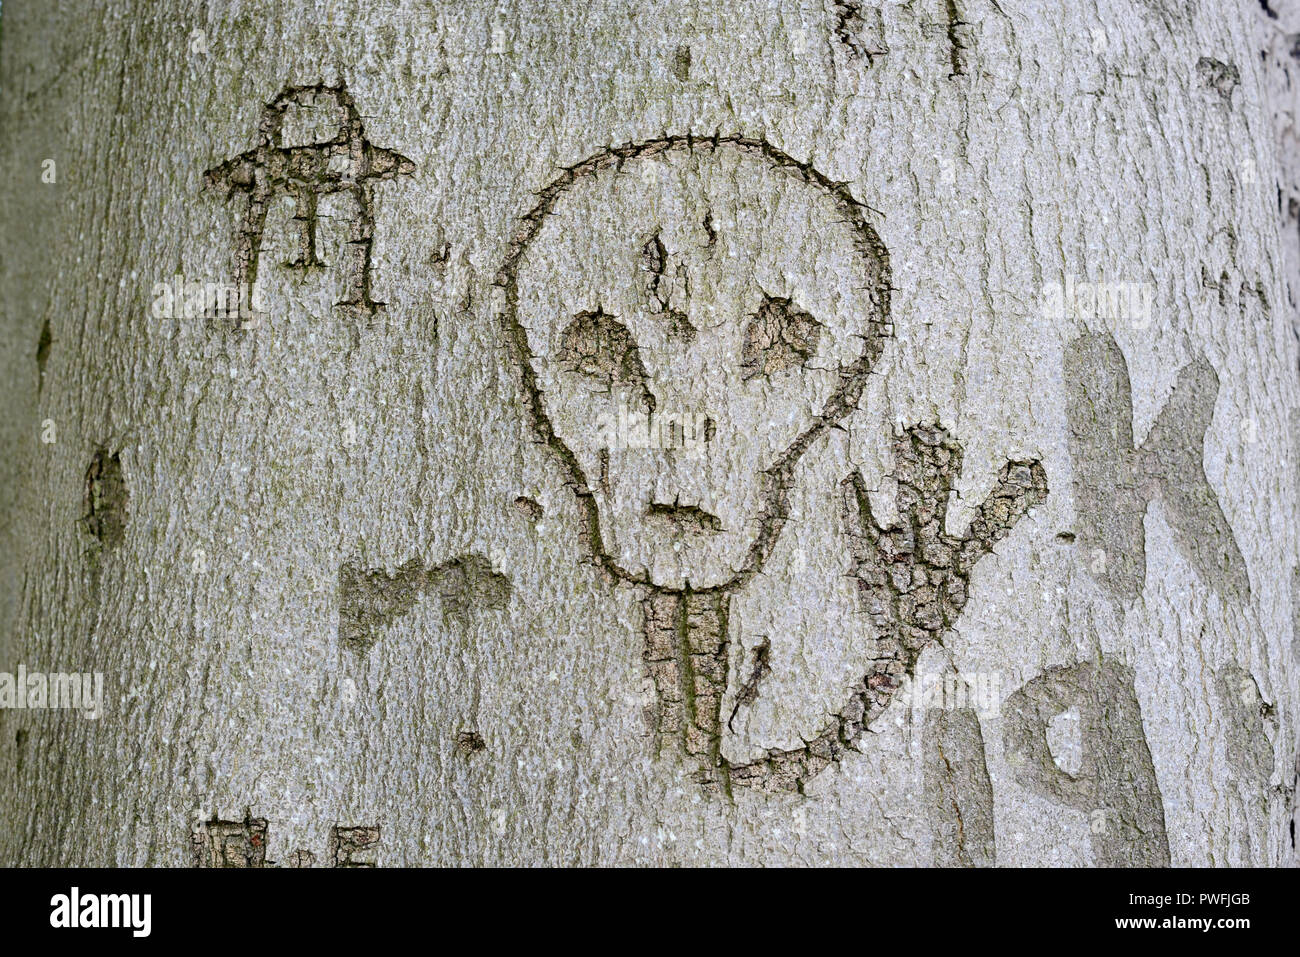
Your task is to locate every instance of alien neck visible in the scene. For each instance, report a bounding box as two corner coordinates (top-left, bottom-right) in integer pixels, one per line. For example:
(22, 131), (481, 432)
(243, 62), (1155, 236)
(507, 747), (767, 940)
(640, 585), (733, 794)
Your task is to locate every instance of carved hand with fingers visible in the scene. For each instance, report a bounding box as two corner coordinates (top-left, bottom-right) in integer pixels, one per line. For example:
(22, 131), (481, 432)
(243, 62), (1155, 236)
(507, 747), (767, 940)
(728, 424), (1048, 793)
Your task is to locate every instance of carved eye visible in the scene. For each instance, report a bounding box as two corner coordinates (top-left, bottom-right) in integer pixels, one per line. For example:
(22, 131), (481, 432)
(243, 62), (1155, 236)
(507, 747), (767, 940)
(741, 294), (823, 381)
(557, 308), (655, 411)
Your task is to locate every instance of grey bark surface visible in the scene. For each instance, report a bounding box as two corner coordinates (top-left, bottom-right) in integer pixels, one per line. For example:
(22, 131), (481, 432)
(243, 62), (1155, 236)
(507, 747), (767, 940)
(1, 0), (1298, 866)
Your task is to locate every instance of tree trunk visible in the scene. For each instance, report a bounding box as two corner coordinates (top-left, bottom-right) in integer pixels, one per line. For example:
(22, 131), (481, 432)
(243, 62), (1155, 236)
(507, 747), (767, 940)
(1, 0), (1297, 867)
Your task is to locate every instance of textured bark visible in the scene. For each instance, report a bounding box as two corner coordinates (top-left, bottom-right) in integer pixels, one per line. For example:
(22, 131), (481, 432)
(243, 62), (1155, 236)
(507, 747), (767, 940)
(1, 0), (1297, 866)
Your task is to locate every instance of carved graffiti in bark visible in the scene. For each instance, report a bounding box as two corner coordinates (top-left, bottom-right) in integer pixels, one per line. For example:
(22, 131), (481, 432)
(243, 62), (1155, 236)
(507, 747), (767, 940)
(1065, 332), (1249, 601)
(498, 136), (1048, 793)
(205, 82), (415, 324)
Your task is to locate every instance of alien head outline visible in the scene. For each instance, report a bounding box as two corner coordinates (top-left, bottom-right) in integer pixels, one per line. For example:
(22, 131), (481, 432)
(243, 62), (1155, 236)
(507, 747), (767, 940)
(497, 135), (892, 591)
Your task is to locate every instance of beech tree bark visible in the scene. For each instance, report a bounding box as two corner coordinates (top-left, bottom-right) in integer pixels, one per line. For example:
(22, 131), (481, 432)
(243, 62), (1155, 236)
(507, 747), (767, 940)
(1, 0), (1298, 866)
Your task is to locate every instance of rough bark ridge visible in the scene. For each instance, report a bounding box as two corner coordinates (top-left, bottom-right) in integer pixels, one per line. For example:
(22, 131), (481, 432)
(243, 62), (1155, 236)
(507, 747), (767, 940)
(0, 0), (1297, 866)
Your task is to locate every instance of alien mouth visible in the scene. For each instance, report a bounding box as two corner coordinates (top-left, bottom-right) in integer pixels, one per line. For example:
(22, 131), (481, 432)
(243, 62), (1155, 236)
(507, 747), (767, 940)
(645, 502), (724, 534)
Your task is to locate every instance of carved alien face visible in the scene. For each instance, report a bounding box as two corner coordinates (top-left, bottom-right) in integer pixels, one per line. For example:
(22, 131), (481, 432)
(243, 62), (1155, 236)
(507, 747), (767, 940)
(501, 138), (890, 590)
